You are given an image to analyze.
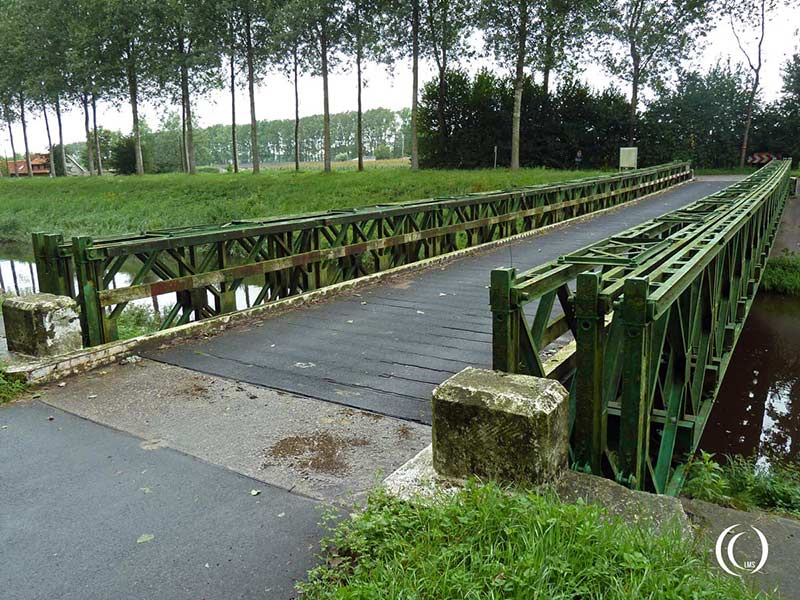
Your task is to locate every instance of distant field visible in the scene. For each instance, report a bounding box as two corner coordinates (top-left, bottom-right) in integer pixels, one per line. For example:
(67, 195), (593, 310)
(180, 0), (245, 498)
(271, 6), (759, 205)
(0, 164), (604, 244)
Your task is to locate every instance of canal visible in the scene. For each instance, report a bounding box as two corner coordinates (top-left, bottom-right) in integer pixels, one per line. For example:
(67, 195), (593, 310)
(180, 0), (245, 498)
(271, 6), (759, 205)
(701, 293), (800, 466)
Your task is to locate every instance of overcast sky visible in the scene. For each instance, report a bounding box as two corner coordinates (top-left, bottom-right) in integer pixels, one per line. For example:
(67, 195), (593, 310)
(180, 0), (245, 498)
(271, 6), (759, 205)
(3, 5), (799, 156)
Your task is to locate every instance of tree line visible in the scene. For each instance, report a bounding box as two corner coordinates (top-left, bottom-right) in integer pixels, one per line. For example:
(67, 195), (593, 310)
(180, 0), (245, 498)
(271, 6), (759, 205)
(0, 0), (795, 178)
(419, 58), (800, 169)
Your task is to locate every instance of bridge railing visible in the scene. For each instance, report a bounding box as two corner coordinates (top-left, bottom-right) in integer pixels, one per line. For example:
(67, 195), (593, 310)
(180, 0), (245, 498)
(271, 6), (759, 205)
(33, 162), (691, 347)
(490, 159), (792, 494)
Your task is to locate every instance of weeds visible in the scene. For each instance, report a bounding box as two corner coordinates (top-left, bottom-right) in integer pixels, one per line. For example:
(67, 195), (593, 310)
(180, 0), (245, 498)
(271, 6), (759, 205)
(0, 368), (26, 404)
(299, 481), (767, 599)
(685, 453), (800, 518)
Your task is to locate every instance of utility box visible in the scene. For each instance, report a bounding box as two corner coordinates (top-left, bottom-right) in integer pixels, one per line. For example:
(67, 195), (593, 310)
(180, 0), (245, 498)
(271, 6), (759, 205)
(619, 147), (638, 170)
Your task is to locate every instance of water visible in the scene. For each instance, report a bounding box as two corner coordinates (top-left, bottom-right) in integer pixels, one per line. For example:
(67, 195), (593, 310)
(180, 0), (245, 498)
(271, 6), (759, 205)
(701, 293), (800, 465)
(0, 247), (266, 326)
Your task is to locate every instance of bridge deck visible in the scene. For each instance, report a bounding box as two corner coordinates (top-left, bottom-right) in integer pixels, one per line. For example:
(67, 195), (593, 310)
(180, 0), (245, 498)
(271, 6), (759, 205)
(144, 180), (731, 424)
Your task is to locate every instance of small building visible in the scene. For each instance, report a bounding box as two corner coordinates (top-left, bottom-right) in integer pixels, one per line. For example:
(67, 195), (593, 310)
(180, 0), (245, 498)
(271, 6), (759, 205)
(3, 153), (51, 176)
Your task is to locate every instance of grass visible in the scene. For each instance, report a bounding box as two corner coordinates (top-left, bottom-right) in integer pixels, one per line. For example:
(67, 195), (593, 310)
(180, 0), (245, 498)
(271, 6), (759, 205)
(299, 481), (768, 599)
(0, 166), (604, 244)
(684, 452), (800, 518)
(762, 252), (800, 296)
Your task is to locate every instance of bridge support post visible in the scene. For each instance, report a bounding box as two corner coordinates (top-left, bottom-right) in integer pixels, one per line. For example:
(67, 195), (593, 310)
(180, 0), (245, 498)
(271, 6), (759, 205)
(619, 277), (650, 489)
(72, 236), (114, 347)
(573, 272), (604, 475)
(432, 367), (569, 485)
(490, 268), (518, 373)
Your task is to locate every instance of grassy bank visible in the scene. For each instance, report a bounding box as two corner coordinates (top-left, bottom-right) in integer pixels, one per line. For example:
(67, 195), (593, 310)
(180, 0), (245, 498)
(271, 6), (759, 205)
(299, 482), (767, 599)
(0, 166), (603, 244)
(685, 452), (800, 518)
(762, 252), (800, 296)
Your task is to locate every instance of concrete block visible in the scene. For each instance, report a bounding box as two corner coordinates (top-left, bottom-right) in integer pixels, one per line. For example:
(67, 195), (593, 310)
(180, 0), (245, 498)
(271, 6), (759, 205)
(2, 293), (82, 357)
(432, 367), (569, 485)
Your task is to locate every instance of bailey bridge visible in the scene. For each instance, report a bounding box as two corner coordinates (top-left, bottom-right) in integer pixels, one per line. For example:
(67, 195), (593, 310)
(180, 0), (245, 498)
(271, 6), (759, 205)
(29, 160), (794, 494)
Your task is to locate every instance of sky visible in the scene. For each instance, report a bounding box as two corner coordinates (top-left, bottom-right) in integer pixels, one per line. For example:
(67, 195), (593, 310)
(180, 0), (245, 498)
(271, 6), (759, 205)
(2, 4), (799, 156)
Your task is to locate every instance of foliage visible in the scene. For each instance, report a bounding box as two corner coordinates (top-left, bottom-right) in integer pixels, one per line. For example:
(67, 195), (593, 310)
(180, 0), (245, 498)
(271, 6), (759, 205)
(109, 136), (154, 175)
(683, 451), (732, 504)
(761, 252), (800, 296)
(685, 453), (800, 518)
(116, 304), (163, 339)
(0, 368), (27, 404)
(299, 482), (768, 599)
(0, 165), (602, 242)
(419, 69), (629, 169)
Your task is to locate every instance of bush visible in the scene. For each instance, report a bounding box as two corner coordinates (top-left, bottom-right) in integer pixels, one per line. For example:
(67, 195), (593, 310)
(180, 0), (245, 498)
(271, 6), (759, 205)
(334, 152), (349, 162)
(762, 252), (800, 296)
(109, 135), (154, 175)
(374, 144), (392, 160)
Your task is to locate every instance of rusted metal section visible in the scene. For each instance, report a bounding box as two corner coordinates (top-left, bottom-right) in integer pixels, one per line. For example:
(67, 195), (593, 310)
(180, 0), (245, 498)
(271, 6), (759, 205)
(491, 159), (793, 495)
(35, 162), (691, 346)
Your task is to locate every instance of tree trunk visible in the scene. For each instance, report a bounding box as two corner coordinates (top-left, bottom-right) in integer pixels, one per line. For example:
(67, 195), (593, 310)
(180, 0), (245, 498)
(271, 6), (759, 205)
(6, 116), (19, 177)
(180, 62), (196, 174)
(356, 46), (364, 171)
(179, 95), (187, 173)
(627, 66), (639, 145)
(245, 12), (260, 174)
(293, 42), (300, 171)
(355, 1), (364, 171)
(55, 98), (67, 176)
(411, 0), (420, 170)
(82, 94), (96, 175)
(19, 94), (32, 177)
(511, 7), (528, 171)
(739, 75), (760, 168)
(41, 98), (54, 177)
(230, 46), (239, 173)
(542, 27), (554, 98)
(128, 63), (145, 175)
(91, 94), (103, 175)
(321, 28), (332, 172)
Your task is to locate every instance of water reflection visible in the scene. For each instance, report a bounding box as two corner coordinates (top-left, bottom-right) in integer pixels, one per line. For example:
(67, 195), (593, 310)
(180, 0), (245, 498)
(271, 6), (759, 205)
(0, 252), (265, 321)
(701, 293), (800, 465)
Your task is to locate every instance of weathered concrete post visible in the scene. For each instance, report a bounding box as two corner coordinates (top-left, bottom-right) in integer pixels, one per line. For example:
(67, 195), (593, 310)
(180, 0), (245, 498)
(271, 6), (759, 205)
(431, 367), (569, 485)
(2, 293), (83, 357)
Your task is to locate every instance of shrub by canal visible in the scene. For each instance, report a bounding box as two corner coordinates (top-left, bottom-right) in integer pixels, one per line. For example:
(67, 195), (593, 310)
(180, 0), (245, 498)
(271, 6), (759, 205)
(299, 481), (768, 599)
(685, 452), (800, 519)
(762, 252), (800, 296)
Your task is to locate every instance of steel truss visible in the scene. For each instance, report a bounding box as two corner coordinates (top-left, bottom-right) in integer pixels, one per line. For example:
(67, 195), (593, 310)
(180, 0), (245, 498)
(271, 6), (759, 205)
(490, 160), (793, 494)
(33, 162), (691, 347)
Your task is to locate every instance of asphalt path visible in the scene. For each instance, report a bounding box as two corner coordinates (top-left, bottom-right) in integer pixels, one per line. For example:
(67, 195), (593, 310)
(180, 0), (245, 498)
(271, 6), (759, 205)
(0, 401), (322, 600)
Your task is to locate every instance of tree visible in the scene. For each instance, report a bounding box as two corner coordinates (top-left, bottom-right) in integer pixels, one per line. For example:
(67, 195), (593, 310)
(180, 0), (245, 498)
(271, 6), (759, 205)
(343, 0), (392, 171)
(288, 0), (346, 172)
(104, 0), (163, 175)
(600, 0), (718, 144)
(480, 0), (538, 169)
(727, 0), (779, 167)
(156, 0), (224, 174)
(421, 0), (475, 156)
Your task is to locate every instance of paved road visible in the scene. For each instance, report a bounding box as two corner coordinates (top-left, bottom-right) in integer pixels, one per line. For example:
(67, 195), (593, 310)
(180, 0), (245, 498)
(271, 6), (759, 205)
(0, 401), (321, 600)
(146, 180), (731, 424)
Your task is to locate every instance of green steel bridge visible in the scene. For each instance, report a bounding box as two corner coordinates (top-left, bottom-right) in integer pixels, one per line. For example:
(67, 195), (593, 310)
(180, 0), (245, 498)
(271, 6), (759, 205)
(31, 159), (794, 494)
